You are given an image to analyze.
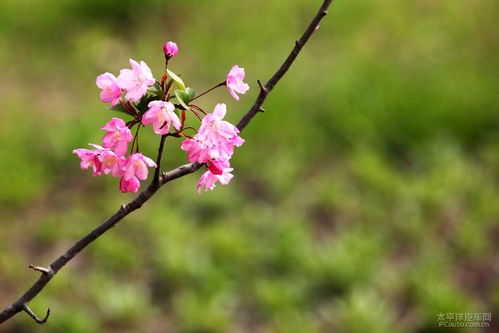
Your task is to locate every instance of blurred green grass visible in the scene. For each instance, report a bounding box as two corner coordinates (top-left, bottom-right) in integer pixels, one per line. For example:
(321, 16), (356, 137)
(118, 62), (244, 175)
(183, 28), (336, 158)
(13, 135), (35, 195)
(0, 0), (498, 332)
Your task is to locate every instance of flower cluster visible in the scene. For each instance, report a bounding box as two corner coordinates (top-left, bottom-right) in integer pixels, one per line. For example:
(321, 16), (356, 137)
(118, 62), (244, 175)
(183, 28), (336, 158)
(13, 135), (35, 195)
(181, 104), (244, 192)
(73, 118), (157, 193)
(74, 41), (249, 193)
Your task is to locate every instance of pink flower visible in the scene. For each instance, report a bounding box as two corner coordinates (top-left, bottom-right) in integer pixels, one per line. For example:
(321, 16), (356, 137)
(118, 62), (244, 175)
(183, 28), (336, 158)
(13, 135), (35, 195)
(181, 139), (217, 164)
(100, 149), (126, 177)
(119, 153), (157, 193)
(197, 103), (244, 149)
(101, 118), (133, 156)
(142, 101), (181, 135)
(163, 41), (178, 58)
(181, 104), (244, 192)
(123, 153), (157, 182)
(226, 65), (249, 101)
(73, 147), (103, 176)
(207, 158), (231, 175)
(117, 59), (156, 103)
(197, 168), (234, 193)
(119, 176), (141, 193)
(96, 72), (121, 106)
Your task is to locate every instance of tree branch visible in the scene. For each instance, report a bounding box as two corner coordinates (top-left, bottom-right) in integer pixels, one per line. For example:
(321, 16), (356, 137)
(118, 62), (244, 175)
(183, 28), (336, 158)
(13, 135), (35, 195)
(153, 134), (169, 187)
(237, 0), (332, 131)
(0, 0), (333, 325)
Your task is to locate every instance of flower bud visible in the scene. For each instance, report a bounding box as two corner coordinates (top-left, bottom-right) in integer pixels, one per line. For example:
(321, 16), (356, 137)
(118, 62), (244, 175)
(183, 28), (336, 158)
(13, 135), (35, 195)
(163, 41), (178, 58)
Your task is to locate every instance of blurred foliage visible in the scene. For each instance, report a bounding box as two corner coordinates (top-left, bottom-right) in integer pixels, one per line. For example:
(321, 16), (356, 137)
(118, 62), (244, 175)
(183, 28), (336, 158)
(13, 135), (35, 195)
(0, 0), (498, 332)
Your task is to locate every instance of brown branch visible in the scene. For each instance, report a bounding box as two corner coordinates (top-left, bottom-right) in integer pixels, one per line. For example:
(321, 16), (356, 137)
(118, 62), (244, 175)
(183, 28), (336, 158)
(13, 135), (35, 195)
(0, 0), (333, 325)
(153, 134), (169, 186)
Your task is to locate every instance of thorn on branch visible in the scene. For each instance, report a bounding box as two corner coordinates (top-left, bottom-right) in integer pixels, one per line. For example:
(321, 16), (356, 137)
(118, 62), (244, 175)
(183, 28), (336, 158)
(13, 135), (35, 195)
(22, 304), (50, 325)
(321, 10), (328, 16)
(258, 107), (266, 113)
(28, 265), (51, 275)
(257, 80), (267, 93)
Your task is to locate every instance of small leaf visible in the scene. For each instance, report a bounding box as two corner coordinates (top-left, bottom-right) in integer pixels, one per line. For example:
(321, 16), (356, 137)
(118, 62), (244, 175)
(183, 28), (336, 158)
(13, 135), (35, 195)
(175, 87), (196, 105)
(166, 69), (186, 90)
(174, 90), (190, 110)
(148, 84), (164, 99)
(108, 104), (132, 116)
(184, 87), (196, 103)
(136, 95), (159, 114)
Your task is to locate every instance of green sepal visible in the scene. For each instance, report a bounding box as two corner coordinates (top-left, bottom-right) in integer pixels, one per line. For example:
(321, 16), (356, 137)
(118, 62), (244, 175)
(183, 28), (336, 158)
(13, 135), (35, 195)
(174, 89), (190, 111)
(136, 94), (160, 115)
(183, 87), (196, 103)
(167, 69), (186, 90)
(153, 82), (162, 90)
(175, 87), (196, 105)
(108, 103), (132, 116)
(147, 82), (164, 98)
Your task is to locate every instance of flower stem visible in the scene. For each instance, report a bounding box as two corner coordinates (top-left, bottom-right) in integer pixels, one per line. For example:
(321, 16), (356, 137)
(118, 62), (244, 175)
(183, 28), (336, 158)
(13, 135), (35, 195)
(190, 81), (226, 102)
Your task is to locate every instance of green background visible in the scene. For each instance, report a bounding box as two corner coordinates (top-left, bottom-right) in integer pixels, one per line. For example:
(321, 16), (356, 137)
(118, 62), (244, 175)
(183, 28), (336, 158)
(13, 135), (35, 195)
(0, 0), (498, 332)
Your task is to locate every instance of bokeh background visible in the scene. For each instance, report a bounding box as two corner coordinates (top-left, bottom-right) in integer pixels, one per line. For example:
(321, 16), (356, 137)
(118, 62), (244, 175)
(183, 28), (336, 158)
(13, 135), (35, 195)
(1, 0), (498, 332)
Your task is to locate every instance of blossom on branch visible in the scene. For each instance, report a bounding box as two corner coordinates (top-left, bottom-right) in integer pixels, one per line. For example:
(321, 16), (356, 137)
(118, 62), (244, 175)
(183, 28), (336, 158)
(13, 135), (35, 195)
(101, 118), (133, 156)
(226, 65), (249, 101)
(197, 104), (244, 148)
(78, 44), (248, 193)
(181, 103), (244, 192)
(72, 147), (103, 176)
(142, 101), (181, 135)
(119, 175), (141, 193)
(119, 153), (157, 193)
(197, 168), (234, 193)
(181, 104), (244, 166)
(100, 149), (126, 177)
(117, 59), (155, 102)
(96, 73), (121, 106)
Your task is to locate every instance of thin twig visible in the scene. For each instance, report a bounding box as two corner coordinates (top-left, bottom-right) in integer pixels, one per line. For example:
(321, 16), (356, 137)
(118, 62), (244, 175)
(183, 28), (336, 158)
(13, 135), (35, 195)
(28, 265), (52, 275)
(190, 81), (226, 102)
(0, 0), (333, 325)
(22, 304), (50, 324)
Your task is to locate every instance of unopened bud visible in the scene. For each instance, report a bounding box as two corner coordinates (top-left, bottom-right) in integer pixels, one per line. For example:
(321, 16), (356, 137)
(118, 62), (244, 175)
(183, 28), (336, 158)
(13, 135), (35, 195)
(163, 41), (178, 58)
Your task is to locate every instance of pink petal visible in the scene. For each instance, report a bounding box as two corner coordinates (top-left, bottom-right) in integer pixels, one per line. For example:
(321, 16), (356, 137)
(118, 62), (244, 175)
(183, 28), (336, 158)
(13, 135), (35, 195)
(213, 103), (227, 119)
(141, 155), (157, 168)
(120, 176), (140, 193)
(135, 161), (149, 180)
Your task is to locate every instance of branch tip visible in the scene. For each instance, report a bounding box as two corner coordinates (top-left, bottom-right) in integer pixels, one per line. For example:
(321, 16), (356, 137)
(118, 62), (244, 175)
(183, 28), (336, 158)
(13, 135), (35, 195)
(257, 80), (267, 93)
(22, 304), (50, 324)
(28, 265), (51, 275)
